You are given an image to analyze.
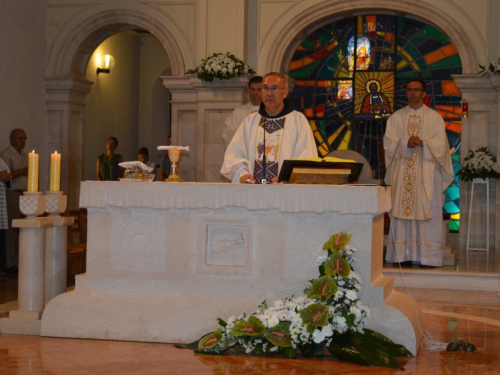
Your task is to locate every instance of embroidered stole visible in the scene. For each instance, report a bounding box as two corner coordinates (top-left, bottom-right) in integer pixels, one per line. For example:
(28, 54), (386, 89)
(253, 117), (285, 180)
(401, 112), (422, 219)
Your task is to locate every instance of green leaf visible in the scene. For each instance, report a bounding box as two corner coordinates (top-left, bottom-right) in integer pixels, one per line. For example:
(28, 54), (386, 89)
(327, 331), (407, 369)
(327, 341), (371, 366)
(324, 253), (351, 278)
(217, 318), (227, 328)
(307, 275), (338, 301)
(174, 339), (201, 350)
(322, 232), (352, 252)
(230, 316), (266, 337)
(264, 322), (293, 347)
(300, 304), (329, 334)
(297, 342), (316, 358)
(278, 346), (297, 358)
(198, 329), (222, 350)
(362, 329), (413, 357)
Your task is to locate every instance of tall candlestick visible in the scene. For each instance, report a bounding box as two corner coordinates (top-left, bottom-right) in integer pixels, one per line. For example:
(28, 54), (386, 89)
(49, 151), (61, 192)
(27, 151), (39, 193)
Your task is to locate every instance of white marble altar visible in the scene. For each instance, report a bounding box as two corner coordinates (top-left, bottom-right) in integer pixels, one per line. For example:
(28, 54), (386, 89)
(41, 182), (423, 355)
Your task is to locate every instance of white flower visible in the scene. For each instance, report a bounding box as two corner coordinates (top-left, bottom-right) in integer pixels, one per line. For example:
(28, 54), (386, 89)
(322, 325), (334, 337)
(267, 316), (280, 327)
(312, 329), (325, 344)
(316, 254), (328, 264)
(345, 290), (357, 301)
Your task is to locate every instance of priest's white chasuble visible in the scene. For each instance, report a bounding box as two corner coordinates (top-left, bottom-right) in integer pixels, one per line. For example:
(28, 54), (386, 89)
(384, 105), (454, 266)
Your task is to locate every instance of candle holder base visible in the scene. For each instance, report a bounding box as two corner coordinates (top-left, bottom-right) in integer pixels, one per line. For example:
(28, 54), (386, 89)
(45, 192), (67, 216)
(20, 192), (45, 218)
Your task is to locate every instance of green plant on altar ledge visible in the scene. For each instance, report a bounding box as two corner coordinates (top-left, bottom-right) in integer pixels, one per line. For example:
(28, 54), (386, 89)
(186, 52), (256, 82)
(177, 232), (412, 370)
(478, 58), (500, 76)
(457, 147), (500, 182)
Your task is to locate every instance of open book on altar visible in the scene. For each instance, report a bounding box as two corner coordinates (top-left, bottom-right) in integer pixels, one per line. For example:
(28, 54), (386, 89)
(277, 157), (364, 184)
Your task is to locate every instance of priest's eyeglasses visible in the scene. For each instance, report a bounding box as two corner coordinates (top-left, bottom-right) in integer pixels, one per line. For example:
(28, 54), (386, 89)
(406, 88), (423, 93)
(262, 86), (286, 94)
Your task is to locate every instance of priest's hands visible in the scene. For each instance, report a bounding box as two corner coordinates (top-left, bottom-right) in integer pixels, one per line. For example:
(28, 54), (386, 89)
(408, 136), (423, 148)
(239, 173), (256, 183)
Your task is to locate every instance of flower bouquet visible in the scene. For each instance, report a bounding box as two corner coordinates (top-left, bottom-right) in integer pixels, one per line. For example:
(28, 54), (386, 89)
(186, 52), (255, 82)
(177, 233), (412, 369)
(478, 58), (500, 76)
(457, 147), (500, 182)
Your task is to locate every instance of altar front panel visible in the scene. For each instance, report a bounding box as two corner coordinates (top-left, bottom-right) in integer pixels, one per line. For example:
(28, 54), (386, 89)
(41, 182), (421, 355)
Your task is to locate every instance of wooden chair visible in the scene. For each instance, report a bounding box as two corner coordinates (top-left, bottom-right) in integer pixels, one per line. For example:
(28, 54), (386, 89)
(66, 208), (87, 281)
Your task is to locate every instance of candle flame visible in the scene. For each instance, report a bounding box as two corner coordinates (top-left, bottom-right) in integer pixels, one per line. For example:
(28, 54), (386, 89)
(55, 151), (58, 154)
(32, 150), (35, 153)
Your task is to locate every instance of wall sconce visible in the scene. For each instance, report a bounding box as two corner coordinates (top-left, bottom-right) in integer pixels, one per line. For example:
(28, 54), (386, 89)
(97, 54), (115, 75)
(461, 99), (468, 118)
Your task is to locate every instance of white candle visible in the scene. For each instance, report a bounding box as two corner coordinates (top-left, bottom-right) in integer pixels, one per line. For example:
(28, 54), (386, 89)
(49, 151), (61, 192)
(27, 150), (39, 193)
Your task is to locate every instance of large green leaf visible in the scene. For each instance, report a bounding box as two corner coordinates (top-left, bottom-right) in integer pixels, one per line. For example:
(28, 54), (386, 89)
(278, 346), (297, 358)
(326, 331), (407, 369)
(324, 253), (351, 278)
(230, 316), (266, 337)
(175, 339), (201, 350)
(264, 322), (293, 347)
(300, 304), (330, 334)
(362, 329), (413, 357)
(322, 232), (352, 253)
(297, 342), (316, 358)
(307, 275), (338, 301)
(198, 329), (222, 350)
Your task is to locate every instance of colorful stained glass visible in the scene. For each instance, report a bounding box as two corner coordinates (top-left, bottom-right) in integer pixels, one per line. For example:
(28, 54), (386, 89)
(288, 15), (462, 227)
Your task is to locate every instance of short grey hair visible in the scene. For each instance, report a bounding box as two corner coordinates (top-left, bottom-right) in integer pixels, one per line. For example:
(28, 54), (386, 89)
(264, 72), (289, 89)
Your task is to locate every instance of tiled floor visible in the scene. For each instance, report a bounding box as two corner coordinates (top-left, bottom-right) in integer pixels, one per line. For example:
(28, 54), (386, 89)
(1, 252), (499, 374)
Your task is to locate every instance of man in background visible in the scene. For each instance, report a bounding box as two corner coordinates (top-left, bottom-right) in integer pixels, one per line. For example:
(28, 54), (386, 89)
(0, 129), (28, 273)
(384, 80), (454, 267)
(222, 76), (263, 150)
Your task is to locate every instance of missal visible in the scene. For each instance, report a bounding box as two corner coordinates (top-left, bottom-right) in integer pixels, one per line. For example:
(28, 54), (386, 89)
(278, 157), (364, 184)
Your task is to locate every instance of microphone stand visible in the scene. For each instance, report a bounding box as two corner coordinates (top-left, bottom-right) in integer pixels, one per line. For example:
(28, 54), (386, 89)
(257, 123), (271, 184)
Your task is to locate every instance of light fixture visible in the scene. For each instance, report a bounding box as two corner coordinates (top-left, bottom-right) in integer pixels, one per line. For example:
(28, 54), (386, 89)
(97, 54), (115, 75)
(461, 99), (468, 118)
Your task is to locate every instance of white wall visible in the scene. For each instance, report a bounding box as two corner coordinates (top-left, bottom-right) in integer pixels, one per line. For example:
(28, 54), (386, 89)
(0, 0), (48, 189)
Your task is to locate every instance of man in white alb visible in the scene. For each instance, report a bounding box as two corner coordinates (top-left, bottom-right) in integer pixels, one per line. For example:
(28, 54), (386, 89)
(222, 76), (263, 150)
(384, 79), (454, 267)
(221, 72), (317, 183)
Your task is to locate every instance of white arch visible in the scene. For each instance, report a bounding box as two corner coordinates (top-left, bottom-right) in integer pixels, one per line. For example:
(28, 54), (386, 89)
(47, 7), (189, 78)
(260, 0), (484, 75)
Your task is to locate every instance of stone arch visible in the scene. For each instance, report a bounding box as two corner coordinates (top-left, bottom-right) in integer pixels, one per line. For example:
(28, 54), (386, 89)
(261, 1), (481, 75)
(47, 9), (186, 78)
(45, 8), (186, 209)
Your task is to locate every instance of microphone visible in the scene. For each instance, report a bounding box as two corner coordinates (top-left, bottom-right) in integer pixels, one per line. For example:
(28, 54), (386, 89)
(257, 122), (271, 184)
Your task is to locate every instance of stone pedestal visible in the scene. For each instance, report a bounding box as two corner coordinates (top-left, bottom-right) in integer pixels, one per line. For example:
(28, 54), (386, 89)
(44, 192), (73, 306)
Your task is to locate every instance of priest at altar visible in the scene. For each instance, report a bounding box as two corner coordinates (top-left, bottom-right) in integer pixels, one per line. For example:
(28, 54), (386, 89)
(220, 72), (317, 183)
(384, 79), (454, 267)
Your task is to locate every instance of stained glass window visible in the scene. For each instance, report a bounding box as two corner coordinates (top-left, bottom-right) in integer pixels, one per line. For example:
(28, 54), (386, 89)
(288, 15), (462, 231)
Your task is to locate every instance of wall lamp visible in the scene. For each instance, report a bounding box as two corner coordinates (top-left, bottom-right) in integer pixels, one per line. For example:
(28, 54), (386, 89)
(97, 54), (115, 75)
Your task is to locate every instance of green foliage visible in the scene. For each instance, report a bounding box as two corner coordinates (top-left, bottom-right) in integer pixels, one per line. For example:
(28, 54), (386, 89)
(307, 275), (337, 301)
(300, 304), (330, 334)
(231, 316), (266, 337)
(264, 322), (293, 347)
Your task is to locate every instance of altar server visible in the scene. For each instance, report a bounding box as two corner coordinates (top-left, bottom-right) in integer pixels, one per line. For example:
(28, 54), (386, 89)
(384, 79), (454, 267)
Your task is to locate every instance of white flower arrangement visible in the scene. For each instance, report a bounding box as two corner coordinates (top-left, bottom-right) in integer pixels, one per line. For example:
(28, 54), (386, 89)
(478, 58), (500, 76)
(457, 147), (500, 182)
(179, 233), (411, 369)
(186, 52), (255, 82)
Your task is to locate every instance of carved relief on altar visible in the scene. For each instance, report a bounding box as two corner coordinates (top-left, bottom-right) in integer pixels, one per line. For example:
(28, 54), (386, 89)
(197, 217), (253, 275)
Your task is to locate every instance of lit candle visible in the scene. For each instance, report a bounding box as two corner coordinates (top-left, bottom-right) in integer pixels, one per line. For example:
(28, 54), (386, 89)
(27, 150), (39, 193)
(49, 151), (61, 192)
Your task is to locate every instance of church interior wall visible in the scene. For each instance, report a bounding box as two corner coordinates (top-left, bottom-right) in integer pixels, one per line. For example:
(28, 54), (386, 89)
(0, 0), (49, 190)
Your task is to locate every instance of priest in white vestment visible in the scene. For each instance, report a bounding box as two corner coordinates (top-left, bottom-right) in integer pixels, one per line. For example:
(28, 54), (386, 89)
(222, 76), (263, 150)
(384, 79), (454, 267)
(221, 72), (318, 183)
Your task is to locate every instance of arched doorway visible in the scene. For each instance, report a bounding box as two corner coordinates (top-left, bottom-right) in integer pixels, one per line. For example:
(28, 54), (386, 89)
(45, 10), (185, 209)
